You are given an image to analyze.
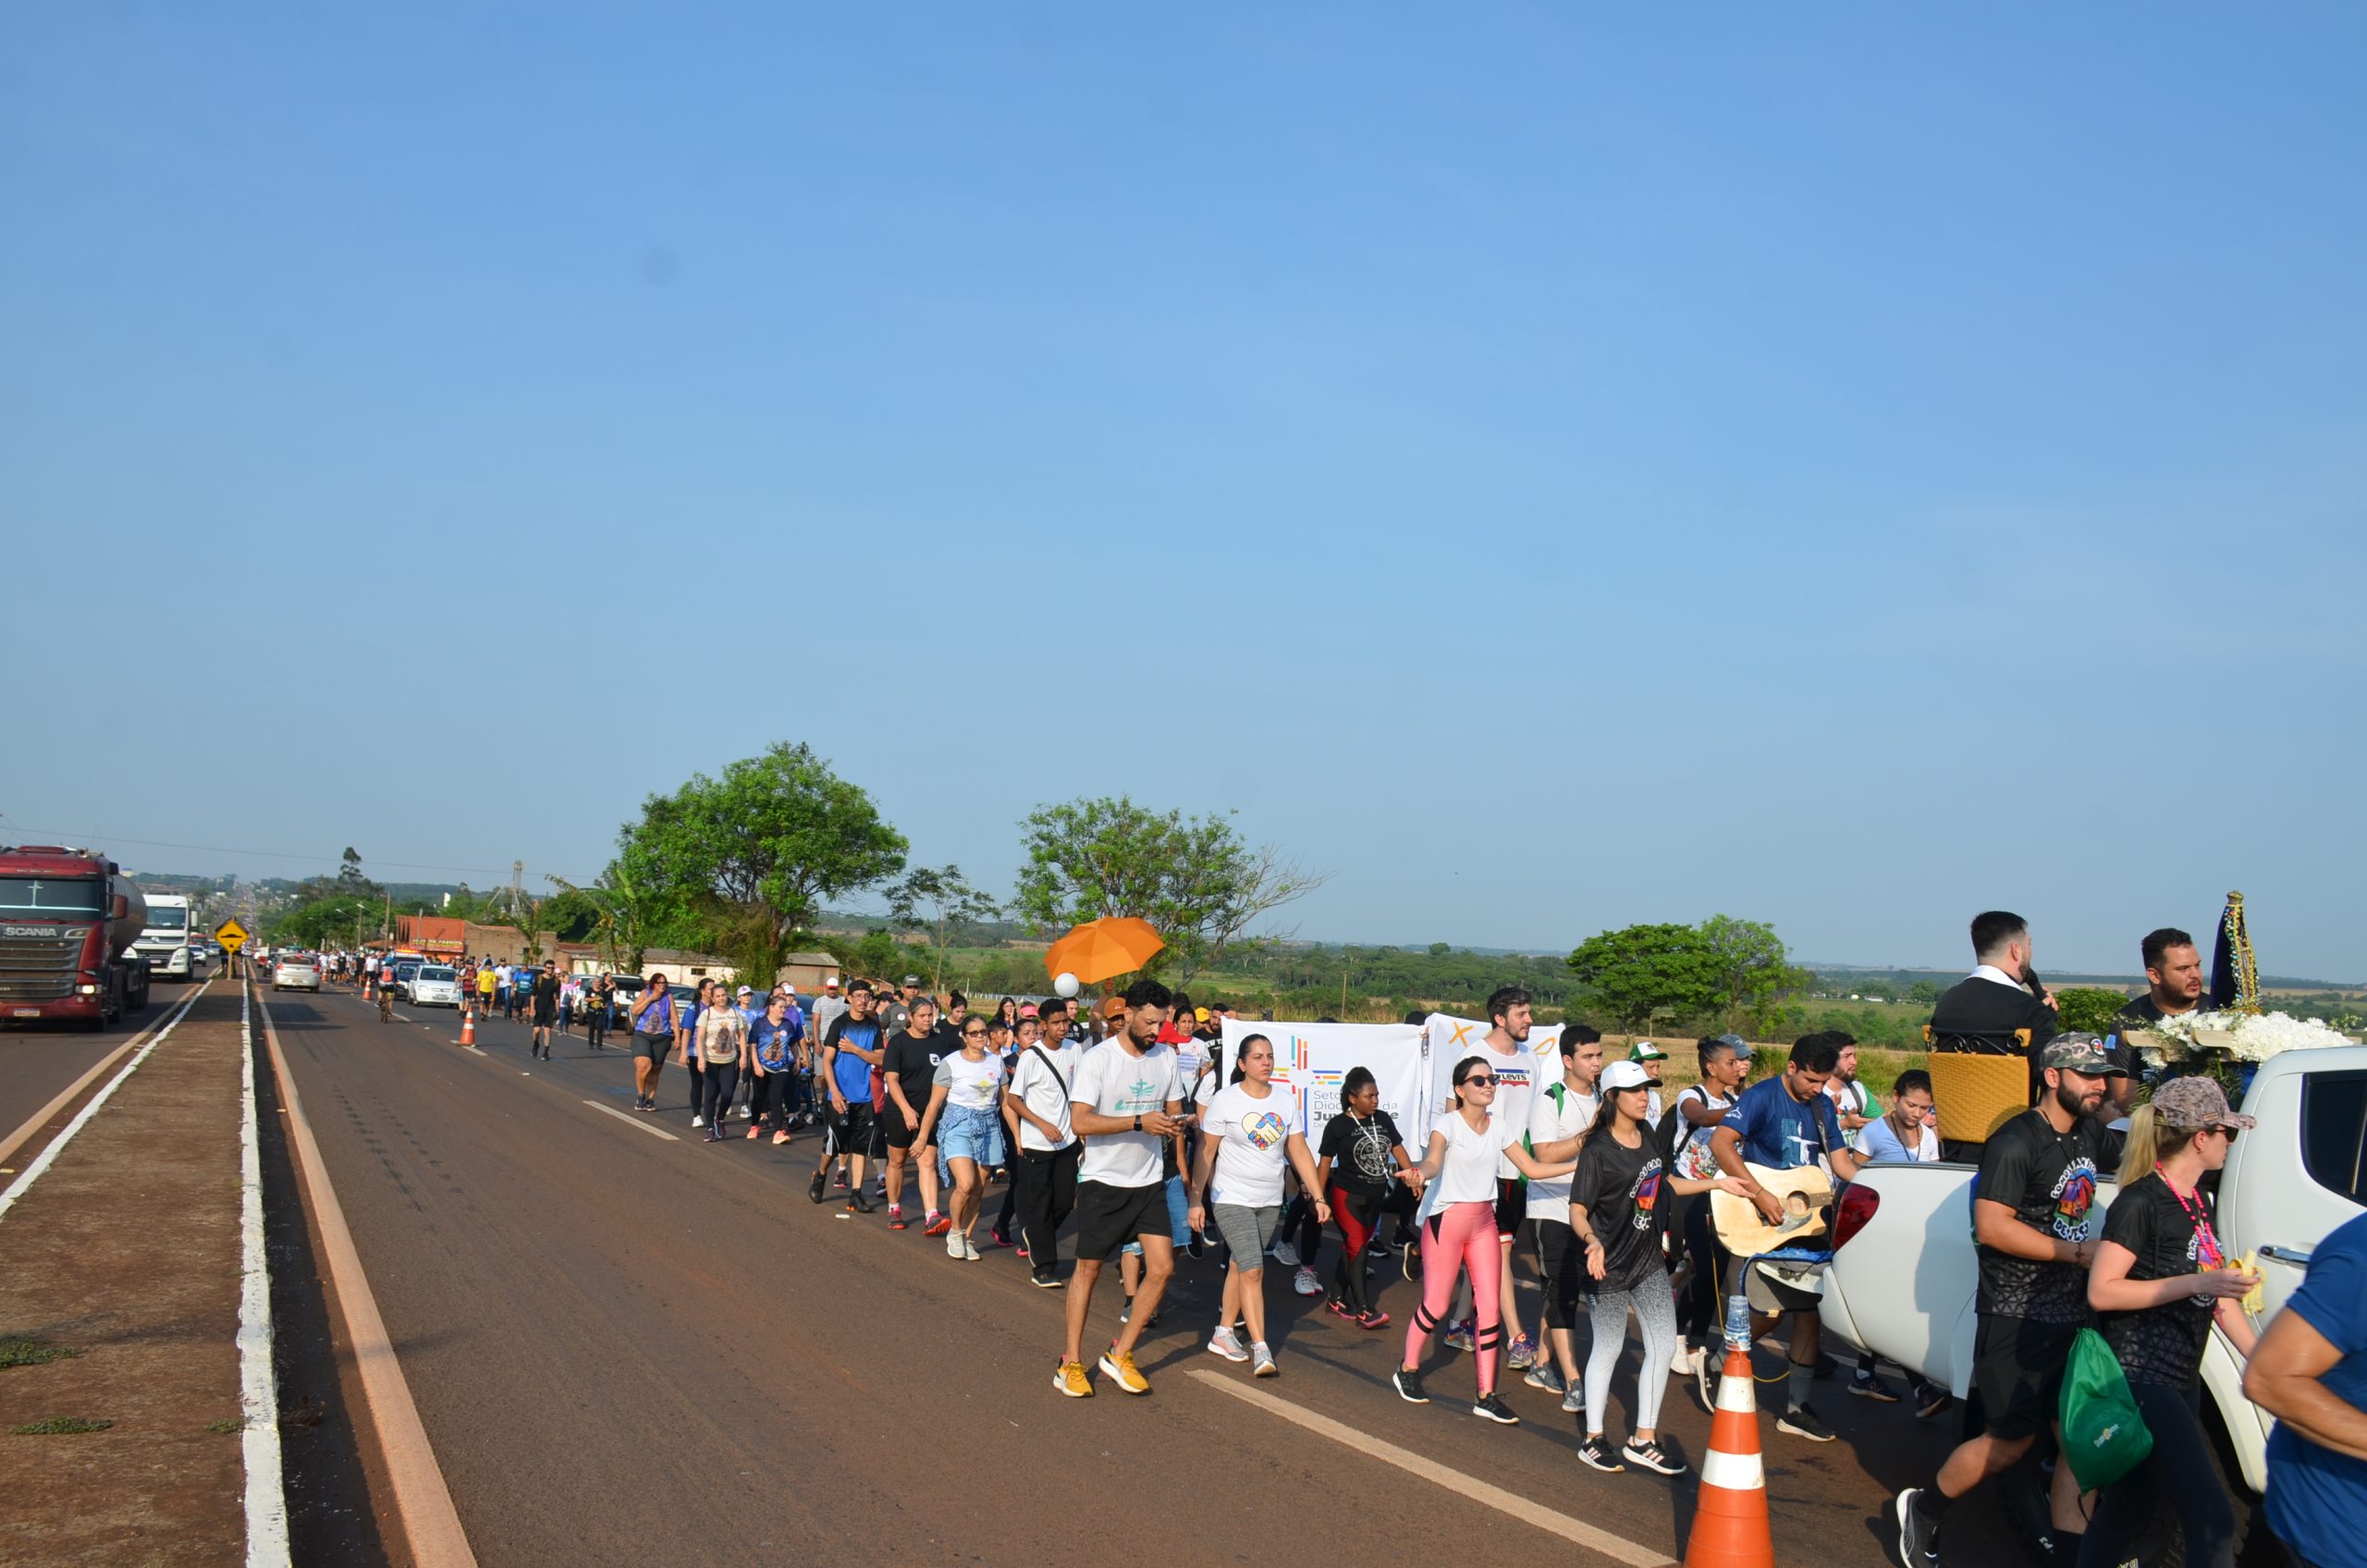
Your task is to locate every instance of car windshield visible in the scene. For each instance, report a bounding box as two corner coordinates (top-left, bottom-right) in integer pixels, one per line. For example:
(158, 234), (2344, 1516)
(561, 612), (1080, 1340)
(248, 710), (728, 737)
(145, 906), (190, 930)
(420, 966), (455, 981)
(0, 876), (106, 919)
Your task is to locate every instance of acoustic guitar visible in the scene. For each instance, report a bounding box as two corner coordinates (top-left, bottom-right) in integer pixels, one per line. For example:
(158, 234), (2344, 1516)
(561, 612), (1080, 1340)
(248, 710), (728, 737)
(1710, 1162), (1835, 1256)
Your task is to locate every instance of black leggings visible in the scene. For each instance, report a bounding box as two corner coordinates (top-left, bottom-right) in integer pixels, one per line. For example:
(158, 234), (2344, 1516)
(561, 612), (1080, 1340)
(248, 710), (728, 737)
(2077, 1381), (2238, 1568)
(1675, 1192), (1727, 1346)
(700, 1063), (741, 1130)
(1282, 1192), (1322, 1263)
(1328, 1185), (1384, 1312)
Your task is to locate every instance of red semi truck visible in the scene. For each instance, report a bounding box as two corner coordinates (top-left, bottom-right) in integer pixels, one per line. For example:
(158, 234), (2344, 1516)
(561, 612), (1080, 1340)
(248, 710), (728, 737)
(0, 845), (154, 1027)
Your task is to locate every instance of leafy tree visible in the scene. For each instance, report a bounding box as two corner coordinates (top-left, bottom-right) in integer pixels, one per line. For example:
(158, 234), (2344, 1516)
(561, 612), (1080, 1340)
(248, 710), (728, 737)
(1012, 796), (1327, 983)
(1908, 979), (1941, 1009)
(539, 888), (605, 944)
(888, 864), (1002, 992)
(2056, 986), (2133, 1037)
(851, 926), (910, 984)
(619, 743), (907, 992)
(1429, 942), (1453, 957)
(269, 890), (381, 949)
(336, 848), (371, 892)
(1698, 914), (1812, 1033)
(1566, 923), (1723, 1031)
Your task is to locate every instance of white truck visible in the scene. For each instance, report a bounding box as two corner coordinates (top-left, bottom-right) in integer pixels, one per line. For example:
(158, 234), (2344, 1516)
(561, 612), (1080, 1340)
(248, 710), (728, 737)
(132, 893), (199, 981)
(1821, 1044), (2367, 1506)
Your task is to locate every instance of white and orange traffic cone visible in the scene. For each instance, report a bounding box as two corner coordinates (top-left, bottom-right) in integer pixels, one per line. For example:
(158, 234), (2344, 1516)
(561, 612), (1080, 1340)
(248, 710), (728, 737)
(1684, 1298), (1776, 1568)
(460, 1008), (476, 1048)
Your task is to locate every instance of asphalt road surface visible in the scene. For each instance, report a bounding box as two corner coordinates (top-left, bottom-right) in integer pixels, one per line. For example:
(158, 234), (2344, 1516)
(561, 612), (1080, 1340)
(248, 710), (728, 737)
(0, 966), (215, 1152)
(266, 986), (2031, 1568)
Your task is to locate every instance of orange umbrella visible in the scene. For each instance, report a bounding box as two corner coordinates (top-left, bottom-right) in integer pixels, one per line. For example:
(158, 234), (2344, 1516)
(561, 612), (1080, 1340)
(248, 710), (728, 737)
(1044, 917), (1165, 986)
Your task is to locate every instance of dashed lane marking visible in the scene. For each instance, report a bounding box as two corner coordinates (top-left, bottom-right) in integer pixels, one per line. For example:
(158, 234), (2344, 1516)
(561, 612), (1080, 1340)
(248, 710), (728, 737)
(1184, 1370), (1675, 1567)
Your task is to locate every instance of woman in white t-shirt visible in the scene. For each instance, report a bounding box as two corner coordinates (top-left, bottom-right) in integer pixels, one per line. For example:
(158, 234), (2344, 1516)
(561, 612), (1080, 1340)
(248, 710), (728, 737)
(1392, 1055), (1576, 1425)
(1186, 1034), (1329, 1379)
(914, 1016), (1008, 1261)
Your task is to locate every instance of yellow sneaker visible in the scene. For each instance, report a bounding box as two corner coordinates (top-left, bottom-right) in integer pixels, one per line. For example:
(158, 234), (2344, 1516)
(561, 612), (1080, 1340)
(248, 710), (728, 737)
(1098, 1346), (1151, 1395)
(1052, 1360), (1094, 1399)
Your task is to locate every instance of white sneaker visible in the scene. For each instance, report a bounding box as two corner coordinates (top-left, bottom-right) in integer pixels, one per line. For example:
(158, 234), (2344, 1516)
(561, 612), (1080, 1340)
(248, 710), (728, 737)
(1271, 1240), (1301, 1268)
(1207, 1327), (1250, 1363)
(692, 1115), (705, 1129)
(947, 1233), (964, 1258)
(1251, 1341), (1278, 1378)
(1292, 1266), (1322, 1297)
(962, 1235), (980, 1261)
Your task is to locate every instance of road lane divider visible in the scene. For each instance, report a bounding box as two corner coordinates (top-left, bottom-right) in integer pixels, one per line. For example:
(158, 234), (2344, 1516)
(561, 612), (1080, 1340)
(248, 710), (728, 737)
(238, 983), (292, 1565)
(1184, 1370), (1674, 1567)
(583, 1100), (681, 1141)
(253, 986), (479, 1568)
(0, 977), (214, 1222)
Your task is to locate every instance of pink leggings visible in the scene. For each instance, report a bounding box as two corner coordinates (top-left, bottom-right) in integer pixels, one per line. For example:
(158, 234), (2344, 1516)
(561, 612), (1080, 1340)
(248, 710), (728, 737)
(1404, 1200), (1502, 1395)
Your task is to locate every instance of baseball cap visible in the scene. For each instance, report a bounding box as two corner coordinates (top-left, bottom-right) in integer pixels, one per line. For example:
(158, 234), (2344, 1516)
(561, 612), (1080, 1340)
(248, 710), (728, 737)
(1715, 1033), (1748, 1052)
(735, 985), (753, 997)
(902, 974), (922, 986)
(1628, 1039), (1669, 1061)
(2041, 1032), (2128, 1076)
(1100, 996), (1128, 1020)
(1019, 1003), (1039, 1019)
(824, 976), (840, 990)
(1600, 1060), (1651, 1092)
(2150, 1075), (2256, 1131)
(1195, 1007), (1210, 1023)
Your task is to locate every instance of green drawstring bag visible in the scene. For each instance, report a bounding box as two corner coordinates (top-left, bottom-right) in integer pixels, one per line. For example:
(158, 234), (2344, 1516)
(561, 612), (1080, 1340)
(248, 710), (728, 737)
(2058, 1327), (2153, 1490)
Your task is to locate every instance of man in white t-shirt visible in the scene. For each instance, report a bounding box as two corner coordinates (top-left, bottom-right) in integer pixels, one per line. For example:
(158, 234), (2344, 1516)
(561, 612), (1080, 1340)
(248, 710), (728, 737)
(1006, 1003), (1082, 1290)
(1627, 1039), (1669, 1126)
(1056, 979), (1187, 1400)
(1522, 1024), (1603, 1406)
(1441, 986), (1547, 1371)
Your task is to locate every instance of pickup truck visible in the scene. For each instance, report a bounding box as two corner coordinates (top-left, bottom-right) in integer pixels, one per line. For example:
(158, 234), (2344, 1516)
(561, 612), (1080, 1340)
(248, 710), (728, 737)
(1821, 1043), (2367, 1501)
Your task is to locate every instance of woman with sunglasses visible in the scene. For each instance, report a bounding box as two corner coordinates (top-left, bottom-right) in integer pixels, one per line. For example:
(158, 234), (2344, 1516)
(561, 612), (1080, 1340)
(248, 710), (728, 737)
(2075, 1077), (2260, 1568)
(914, 1015), (1008, 1260)
(1571, 1061), (1753, 1475)
(1393, 1056), (1576, 1425)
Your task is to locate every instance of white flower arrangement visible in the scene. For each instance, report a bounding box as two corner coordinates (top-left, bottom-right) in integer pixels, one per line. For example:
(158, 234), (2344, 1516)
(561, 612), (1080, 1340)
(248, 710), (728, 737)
(2125, 1009), (2356, 1065)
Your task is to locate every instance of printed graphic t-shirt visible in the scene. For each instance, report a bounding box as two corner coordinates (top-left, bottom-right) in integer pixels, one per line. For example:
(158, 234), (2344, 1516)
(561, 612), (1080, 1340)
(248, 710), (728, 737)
(1070, 1040), (1181, 1189)
(931, 1050), (1005, 1113)
(1719, 1077), (1846, 1172)
(1572, 1121), (1676, 1292)
(1318, 1110), (1406, 1199)
(1201, 1081), (1300, 1208)
(1974, 1108), (2111, 1323)
(1467, 1037), (1543, 1182)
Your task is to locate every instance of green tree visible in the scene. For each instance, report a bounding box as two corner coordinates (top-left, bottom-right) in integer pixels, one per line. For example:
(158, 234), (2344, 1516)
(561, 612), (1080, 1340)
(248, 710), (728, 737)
(1566, 923), (1724, 1032)
(1698, 914), (1812, 1034)
(2056, 986), (2132, 1036)
(887, 864), (1002, 992)
(1012, 796), (1327, 984)
(1908, 979), (1941, 1010)
(851, 926), (909, 983)
(618, 743), (907, 992)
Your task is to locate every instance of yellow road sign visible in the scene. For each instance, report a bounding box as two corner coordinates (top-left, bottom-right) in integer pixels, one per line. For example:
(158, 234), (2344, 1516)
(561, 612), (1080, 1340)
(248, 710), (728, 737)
(214, 918), (250, 952)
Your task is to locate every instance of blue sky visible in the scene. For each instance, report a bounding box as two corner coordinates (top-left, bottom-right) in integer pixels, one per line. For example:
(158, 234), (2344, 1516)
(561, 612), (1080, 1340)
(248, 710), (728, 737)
(6, 5), (2361, 979)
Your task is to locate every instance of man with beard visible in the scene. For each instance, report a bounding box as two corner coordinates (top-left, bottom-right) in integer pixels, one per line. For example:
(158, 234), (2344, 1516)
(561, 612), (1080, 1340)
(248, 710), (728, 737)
(1893, 1034), (2124, 1567)
(2108, 926), (2206, 1117)
(1928, 910), (2061, 1103)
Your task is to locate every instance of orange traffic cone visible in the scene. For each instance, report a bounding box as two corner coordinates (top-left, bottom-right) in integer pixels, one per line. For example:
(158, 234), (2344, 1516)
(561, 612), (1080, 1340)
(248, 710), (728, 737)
(1684, 1342), (1776, 1568)
(460, 1008), (476, 1048)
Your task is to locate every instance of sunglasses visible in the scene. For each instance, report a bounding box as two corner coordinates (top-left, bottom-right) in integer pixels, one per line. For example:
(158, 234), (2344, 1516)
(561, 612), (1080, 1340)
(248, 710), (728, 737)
(1460, 1074), (1498, 1087)
(963, 1027), (988, 1037)
(2203, 1125), (2241, 1143)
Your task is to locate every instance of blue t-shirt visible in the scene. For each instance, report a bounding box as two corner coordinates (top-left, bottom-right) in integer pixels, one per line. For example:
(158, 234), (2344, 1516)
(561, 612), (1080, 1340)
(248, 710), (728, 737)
(751, 1015), (797, 1072)
(2266, 1210), (2367, 1568)
(827, 1018), (881, 1101)
(1859, 1115), (1932, 1165)
(1719, 1076), (1846, 1171)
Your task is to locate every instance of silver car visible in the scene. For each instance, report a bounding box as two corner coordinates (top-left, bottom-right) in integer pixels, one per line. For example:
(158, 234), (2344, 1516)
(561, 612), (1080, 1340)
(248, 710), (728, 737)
(271, 954), (322, 992)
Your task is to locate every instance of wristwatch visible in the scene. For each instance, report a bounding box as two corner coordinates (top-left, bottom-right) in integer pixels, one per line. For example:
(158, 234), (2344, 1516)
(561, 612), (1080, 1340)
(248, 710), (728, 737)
(1133, 1113), (1143, 1133)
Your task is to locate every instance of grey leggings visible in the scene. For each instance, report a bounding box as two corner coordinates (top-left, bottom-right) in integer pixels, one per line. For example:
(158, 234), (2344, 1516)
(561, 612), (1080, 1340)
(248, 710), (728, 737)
(1585, 1265), (1678, 1436)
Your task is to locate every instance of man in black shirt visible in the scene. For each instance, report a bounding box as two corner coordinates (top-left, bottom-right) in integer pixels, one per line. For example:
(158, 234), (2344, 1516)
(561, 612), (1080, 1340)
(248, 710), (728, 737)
(2107, 925), (2207, 1105)
(1927, 909), (2060, 1103)
(1895, 1034), (2124, 1567)
(528, 962), (562, 1060)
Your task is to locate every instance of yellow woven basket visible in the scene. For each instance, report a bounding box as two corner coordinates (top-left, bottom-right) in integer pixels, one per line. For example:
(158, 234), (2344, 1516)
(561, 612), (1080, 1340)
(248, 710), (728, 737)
(1926, 1029), (2031, 1144)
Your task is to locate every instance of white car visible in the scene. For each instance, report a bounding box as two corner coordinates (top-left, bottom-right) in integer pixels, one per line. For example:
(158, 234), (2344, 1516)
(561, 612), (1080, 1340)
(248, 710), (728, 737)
(271, 955), (321, 992)
(408, 964), (460, 1008)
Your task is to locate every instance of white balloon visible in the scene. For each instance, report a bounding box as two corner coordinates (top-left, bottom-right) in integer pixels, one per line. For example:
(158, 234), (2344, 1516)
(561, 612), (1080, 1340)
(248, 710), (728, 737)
(1053, 972), (1080, 998)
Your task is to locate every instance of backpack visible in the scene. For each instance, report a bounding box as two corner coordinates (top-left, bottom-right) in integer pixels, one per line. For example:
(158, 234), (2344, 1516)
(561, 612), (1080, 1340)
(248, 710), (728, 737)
(2058, 1327), (2153, 1490)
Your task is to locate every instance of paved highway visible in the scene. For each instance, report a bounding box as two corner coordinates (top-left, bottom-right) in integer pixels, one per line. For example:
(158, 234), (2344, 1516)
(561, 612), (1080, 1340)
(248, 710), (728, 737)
(0, 965), (217, 1158)
(265, 985), (2032, 1568)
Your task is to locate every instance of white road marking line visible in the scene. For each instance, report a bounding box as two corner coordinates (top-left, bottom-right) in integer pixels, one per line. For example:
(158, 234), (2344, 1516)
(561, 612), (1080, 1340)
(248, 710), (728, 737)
(582, 1100), (680, 1141)
(238, 985), (291, 1565)
(0, 978), (212, 1223)
(1184, 1371), (1674, 1567)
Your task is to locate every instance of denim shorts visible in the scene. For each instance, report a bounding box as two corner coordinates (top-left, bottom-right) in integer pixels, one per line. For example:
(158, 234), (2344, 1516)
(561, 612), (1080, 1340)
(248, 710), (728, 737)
(938, 1105), (1006, 1171)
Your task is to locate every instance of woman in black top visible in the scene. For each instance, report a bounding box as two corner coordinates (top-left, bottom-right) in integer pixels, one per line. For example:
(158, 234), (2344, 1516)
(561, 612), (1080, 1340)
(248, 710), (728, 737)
(2079, 1077), (2261, 1568)
(1315, 1067), (1419, 1328)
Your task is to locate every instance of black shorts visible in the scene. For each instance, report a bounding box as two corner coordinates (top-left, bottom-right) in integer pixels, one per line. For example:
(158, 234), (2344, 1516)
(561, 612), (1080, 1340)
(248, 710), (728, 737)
(631, 1031), (671, 1063)
(533, 1005), (556, 1026)
(1973, 1314), (2081, 1442)
(829, 1102), (876, 1154)
(1072, 1180), (1170, 1261)
(1494, 1177), (1525, 1240)
(881, 1103), (927, 1150)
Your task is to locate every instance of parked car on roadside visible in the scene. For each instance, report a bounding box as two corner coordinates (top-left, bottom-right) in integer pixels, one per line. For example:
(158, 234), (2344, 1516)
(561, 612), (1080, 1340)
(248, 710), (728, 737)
(408, 964), (460, 1007)
(272, 954), (322, 992)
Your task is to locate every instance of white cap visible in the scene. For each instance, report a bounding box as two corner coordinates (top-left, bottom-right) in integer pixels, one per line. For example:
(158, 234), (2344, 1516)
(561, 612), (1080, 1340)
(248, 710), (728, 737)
(1600, 1060), (1651, 1092)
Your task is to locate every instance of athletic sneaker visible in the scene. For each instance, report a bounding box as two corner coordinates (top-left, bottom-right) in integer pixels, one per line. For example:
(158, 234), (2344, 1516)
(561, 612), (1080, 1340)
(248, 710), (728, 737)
(1524, 1362), (1565, 1395)
(1207, 1327), (1250, 1363)
(1251, 1342), (1278, 1378)
(1053, 1361), (1094, 1399)
(1292, 1266), (1321, 1296)
(1187, 1231), (1206, 1259)
(1442, 1319), (1476, 1354)
(745, 1125), (759, 1141)
(988, 1228), (1012, 1248)
(1576, 1437), (1625, 1473)
(846, 1193), (876, 1215)
(1119, 1296), (1156, 1329)
(1851, 1370), (1902, 1403)
(1366, 1234), (1389, 1256)
(808, 1170), (828, 1204)
(1031, 1270), (1062, 1290)
(1270, 1239), (1301, 1268)
(1778, 1403), (1836, 1442)
(1915, 1384), (1955, 1421)
(1695, 1354), (1717, 1414)
(924, 1212), (951, 1237)
(692, 1115), (705, 1129)
(1355, 1307), (1391, 1331)
(889, 1206), (909, 1231)
(945, 1232), (963, 1258)
(962, 1235), (980, 1261)
(1098, 1348), (1151, 1395)
(1561, 1384), (1585, 1415)
(1392, 1366), (1429, 1404)
(1624, 1438), (1688, 1476)
(834, 1171), (849, 1190)
(1894, 1488), (1940, 1566)
(1325, 1298), (1355, 1321)
(1470, 1393), (1519, 1426)
(1402, 1237), (1422, 1280)
(771, 1130), (791, 1145)
(1506, 1334), (1538, 1370)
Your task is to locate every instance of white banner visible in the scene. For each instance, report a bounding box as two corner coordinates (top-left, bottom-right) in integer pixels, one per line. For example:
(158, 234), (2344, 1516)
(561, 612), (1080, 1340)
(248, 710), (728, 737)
(1218, 1020), (1427, 1143)
(1419, 1013), (1564, 1143)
